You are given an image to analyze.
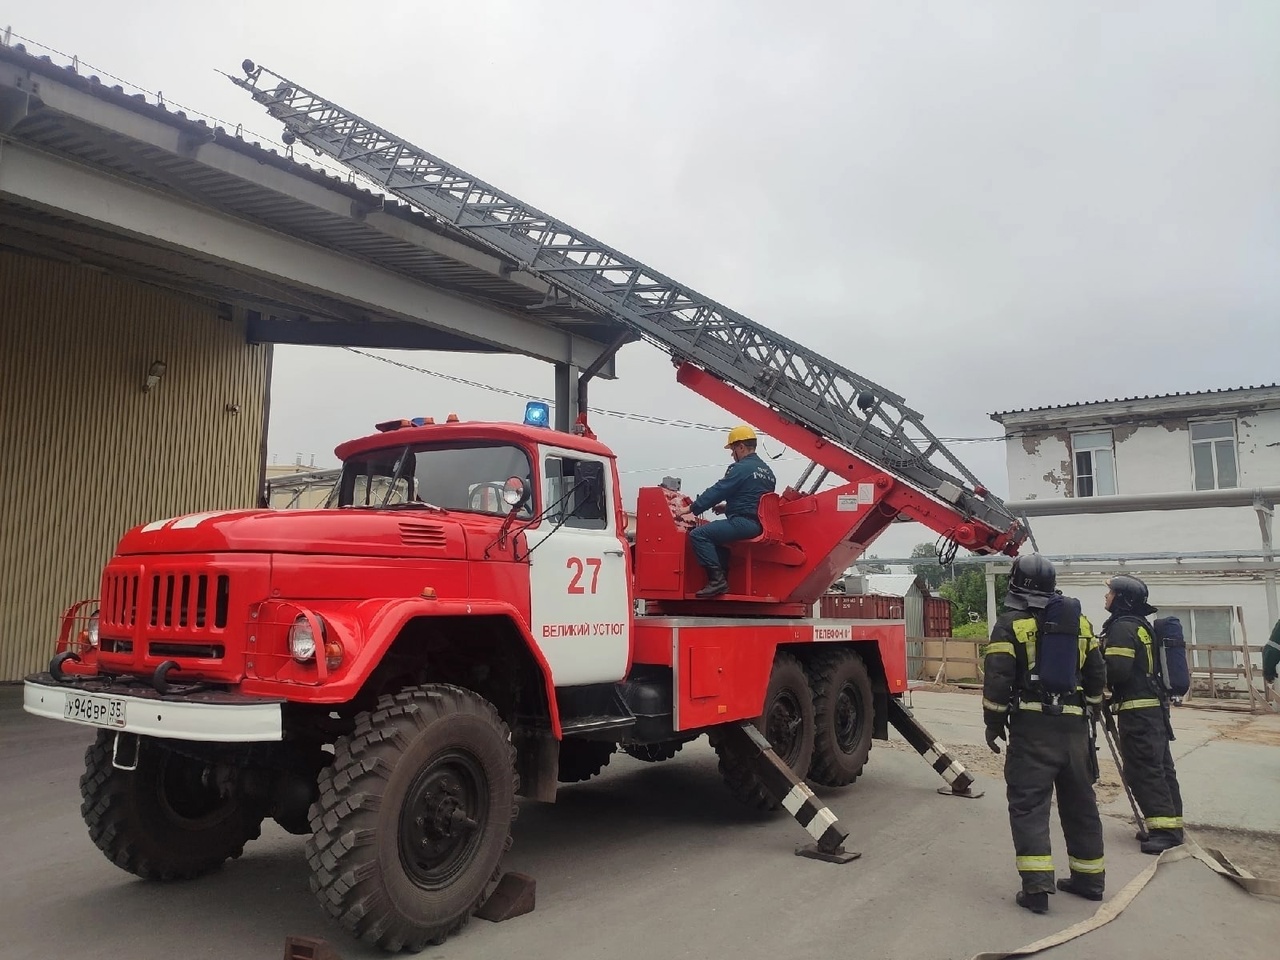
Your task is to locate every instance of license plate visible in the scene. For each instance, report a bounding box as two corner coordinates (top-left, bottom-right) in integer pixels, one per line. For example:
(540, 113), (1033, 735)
(64, 693), (127, 728)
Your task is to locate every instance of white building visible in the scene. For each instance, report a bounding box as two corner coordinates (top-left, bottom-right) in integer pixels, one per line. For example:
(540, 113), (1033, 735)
(991, 385), (1280, 690)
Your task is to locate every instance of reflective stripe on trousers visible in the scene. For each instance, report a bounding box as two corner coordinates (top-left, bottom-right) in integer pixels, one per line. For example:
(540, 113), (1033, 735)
(1017, 855), (1054, 873)
(1069, 856), (1105, 874)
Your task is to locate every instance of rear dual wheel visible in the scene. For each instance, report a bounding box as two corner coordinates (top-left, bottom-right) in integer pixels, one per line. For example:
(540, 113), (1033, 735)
(806, 649), (874, 787)
(714, 652), (815, 811)
(714, 648), (874, 809)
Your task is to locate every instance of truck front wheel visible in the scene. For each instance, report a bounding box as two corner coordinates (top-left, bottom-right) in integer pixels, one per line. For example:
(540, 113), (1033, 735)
(80, 732), (265, 880)
(307, 684), (517, 951)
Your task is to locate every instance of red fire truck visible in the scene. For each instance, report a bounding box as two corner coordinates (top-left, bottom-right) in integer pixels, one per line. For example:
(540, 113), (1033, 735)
(23, 62), (1027, 952)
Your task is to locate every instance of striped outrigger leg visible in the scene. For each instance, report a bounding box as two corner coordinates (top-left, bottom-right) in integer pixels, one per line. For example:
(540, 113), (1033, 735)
(780, 779), (847, 852)
(724, 723), (859, 862)
(887, 697), (980, 797)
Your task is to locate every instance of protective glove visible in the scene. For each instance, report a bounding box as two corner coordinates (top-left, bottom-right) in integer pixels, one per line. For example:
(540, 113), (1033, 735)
(985, 722), (1007, 754)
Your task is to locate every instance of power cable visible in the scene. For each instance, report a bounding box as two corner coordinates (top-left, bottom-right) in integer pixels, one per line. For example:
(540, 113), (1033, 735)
(341, 348), (1010, 443)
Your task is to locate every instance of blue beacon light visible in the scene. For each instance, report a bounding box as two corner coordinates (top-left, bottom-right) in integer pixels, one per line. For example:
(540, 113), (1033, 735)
(523, 401), (551, 428)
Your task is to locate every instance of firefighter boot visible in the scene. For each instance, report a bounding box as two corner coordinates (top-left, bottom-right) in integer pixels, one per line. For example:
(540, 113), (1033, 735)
(1016, 891), (1049, 915)
(1140, 830), (1183, 855)
(695, 566), (728, 599)
(1056, 878), (1103, 902)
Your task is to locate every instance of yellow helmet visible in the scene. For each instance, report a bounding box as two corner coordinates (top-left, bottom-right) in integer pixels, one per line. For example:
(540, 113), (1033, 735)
(725, 425), (757, 449)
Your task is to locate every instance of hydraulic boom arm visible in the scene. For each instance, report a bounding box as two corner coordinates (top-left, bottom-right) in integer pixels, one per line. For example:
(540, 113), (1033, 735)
(230, 62), (1027, 557)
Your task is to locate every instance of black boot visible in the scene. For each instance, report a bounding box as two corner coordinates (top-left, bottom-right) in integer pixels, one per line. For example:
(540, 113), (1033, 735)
(1056, 878), (1103, 901)
(1140, 830), (1183, 855)
(695, 567), (728, 598)
(1016, 891), (1049, 914)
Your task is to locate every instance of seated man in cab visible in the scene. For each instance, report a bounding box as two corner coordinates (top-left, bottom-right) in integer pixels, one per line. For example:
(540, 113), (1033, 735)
(675, 426), (777, 598)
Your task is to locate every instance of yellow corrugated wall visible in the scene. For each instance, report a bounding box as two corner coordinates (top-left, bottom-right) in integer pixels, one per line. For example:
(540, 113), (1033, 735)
(0, 250), (270, 681)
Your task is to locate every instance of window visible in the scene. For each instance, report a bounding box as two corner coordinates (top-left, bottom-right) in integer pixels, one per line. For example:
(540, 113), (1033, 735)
(544, 455), (609, 530)
(1190, 420), (1238, 491)
(1071, 431), (1116, 497)
(338, 443), (534, 518)
(1159, 606), (1237, 671)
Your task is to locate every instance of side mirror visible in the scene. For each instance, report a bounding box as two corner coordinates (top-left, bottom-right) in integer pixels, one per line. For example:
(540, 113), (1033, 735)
(503, 476), (528, 508)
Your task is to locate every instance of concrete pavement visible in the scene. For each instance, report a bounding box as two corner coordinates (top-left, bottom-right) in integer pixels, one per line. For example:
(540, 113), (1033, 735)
(0, 685), (1274, 960)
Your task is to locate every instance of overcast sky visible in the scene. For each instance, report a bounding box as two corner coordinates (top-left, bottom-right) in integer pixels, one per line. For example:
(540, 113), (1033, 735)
(14, 1), (1279, 557)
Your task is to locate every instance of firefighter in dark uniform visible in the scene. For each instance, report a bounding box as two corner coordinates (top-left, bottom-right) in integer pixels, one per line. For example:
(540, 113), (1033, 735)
(675, 425), (776, 598)
(1100, 574), (1185, 854)
(983, 554), (1107, 914)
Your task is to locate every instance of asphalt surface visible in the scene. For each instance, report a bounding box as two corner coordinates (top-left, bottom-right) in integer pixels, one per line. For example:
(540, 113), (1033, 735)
(1, 685), (1274, 960)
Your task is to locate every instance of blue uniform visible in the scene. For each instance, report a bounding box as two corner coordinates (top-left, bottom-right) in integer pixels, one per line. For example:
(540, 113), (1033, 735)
(688, 453), (777, 571)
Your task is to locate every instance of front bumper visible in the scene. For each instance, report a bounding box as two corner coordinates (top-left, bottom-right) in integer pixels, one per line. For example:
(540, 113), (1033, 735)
(23, 673), (283, 742)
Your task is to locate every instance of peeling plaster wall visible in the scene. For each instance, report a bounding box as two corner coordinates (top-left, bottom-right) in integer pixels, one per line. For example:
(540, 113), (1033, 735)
(1004, 408), (1280, 500)
(1237, 411), (1280, 485)
(1001, 404), (1280, 662)
(1007, 430), (1071, 500)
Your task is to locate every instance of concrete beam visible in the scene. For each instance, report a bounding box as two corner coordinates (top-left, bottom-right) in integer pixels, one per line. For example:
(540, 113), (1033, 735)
(0, 142), (615, 372)
(247, 315), (503, 352)
(0, 208), (357, 322)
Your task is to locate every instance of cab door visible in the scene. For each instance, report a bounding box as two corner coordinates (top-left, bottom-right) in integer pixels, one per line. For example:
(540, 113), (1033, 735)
(525, 448), (631, 686)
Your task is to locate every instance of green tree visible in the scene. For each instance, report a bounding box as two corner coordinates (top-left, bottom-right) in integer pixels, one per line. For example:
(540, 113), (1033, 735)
(910, 541), (945, 590)
(939, 568), (1010, 627)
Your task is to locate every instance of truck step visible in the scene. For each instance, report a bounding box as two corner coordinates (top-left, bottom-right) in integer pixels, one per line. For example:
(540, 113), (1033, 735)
(556, 683), (636, 739)
(559, 714), (636, 737)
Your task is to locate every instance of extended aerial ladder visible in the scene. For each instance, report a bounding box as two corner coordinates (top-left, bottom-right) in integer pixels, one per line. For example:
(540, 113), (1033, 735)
(229, 62), (1028, 563)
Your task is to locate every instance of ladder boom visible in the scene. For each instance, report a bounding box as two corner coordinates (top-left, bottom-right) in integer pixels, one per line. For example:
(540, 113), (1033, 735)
(231, 62), (1026, 553)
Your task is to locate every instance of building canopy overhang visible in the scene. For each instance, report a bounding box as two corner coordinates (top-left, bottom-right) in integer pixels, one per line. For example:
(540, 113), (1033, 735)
(0, 43), (629, 374)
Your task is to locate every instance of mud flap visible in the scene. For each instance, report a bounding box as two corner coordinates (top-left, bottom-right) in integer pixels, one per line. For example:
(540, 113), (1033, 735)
(719, 722), (861, 864)
(886, 697), (984, 798)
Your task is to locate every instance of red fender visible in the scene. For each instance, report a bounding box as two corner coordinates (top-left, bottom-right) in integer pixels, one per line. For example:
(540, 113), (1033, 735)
(239, 597), (562, 736)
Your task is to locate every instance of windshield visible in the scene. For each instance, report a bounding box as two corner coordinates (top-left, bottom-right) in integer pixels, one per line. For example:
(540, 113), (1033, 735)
(338, 443), (535, 518)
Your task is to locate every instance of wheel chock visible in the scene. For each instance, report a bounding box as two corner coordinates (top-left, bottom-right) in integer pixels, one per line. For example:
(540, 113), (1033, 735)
(475, 871), (536, 923)
(283, 935), (345, 960)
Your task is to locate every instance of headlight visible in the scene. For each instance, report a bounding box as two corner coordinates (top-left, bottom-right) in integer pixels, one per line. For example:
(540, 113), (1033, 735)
(87, 612), (100, 648)
(289, 615), (317, 662)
